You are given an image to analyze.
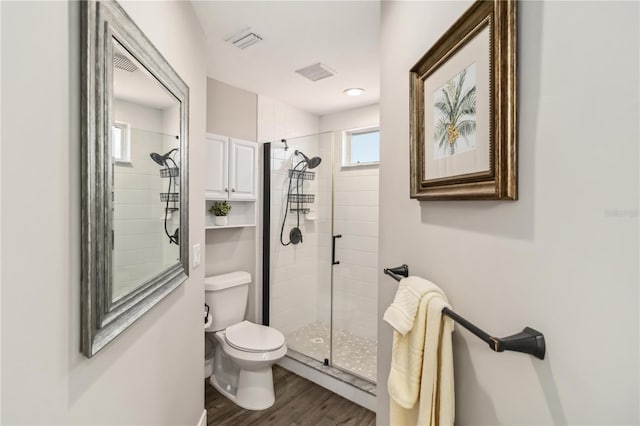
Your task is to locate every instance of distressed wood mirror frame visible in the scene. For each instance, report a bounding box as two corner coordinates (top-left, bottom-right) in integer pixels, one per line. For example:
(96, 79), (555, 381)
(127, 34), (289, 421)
(409, 0), (517, 200)
(81, 0), (189, 357)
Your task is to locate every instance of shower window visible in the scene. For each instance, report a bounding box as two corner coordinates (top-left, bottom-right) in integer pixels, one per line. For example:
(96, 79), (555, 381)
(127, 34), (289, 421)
(342, 126), (379, 166)
(112, 121), (131, 164)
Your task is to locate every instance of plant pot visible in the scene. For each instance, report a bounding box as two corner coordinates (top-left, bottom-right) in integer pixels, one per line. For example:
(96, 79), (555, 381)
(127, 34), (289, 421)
(214, 215), (228, 226)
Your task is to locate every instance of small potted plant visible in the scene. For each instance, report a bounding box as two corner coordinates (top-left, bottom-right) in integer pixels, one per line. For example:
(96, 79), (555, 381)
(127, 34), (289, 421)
(209, 201), (232, 226)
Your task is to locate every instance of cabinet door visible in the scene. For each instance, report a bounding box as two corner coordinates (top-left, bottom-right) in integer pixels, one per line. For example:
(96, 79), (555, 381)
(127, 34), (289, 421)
(228, 138), (257, 201)
(205, 134), (229, 200)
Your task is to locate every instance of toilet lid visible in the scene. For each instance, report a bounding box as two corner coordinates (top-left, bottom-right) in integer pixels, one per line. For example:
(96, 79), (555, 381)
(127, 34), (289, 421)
(225, 321), (285, 352)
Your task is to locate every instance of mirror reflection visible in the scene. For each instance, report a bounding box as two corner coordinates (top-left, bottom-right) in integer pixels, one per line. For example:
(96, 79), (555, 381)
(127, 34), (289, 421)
(112, 39), (181, 302)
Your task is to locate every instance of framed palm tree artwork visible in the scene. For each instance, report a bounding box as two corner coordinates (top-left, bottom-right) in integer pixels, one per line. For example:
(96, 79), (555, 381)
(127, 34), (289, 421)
(409, 0), (517, 200)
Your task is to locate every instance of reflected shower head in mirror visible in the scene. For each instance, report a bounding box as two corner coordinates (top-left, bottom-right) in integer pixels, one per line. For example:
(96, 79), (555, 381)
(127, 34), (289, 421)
(149, 148), (179, 245)
(294, 150), (322, 169)
(149, 148), (178, 166)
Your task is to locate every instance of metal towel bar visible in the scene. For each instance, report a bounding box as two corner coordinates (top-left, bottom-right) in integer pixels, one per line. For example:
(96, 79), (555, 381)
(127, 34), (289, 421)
(383, 264), (546, 360)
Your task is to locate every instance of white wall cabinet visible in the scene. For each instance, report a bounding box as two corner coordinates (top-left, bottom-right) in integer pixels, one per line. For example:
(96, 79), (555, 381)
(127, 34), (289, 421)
(228, 139), (258, 201)
(205, 133), (258, 229)
(205, 133), (257, 201)
(205, 134), (229, 200)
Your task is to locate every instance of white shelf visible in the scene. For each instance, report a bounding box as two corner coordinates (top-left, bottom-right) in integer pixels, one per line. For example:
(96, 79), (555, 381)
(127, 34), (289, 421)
(205, 200), (256, 229)
(205, 223), (256, 230)
(205, 197), (255, 202)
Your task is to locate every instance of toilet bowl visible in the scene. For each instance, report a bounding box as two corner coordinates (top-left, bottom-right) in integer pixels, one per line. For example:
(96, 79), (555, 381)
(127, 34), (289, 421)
(210, 321), (287, 410)
(205, 271), (287, 410)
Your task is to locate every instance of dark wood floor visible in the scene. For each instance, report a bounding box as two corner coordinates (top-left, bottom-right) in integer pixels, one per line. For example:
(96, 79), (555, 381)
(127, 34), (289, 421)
(205, 366), (376, 426)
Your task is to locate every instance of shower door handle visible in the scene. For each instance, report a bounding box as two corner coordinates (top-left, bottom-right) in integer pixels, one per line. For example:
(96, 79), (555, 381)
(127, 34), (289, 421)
(332, 234), (342, 265)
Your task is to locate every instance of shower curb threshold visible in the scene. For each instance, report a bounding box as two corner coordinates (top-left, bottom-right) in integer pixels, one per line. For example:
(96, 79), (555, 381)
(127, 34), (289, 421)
(285, 349), (377, 396)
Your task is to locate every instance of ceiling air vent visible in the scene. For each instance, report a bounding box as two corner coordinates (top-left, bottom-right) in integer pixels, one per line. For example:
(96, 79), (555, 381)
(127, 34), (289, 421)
(114, 53), (137, 72)
(295, 63), (336, 82)
(225, 28), (263, 50)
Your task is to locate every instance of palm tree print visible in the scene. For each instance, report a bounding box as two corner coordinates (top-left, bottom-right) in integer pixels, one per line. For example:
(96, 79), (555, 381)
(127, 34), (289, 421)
(434, 67), (477, 156)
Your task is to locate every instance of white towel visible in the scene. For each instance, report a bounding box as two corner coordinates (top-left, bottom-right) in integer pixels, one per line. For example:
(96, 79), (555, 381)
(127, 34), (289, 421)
(383, 276), (444, 336)
(385, 277), (455, 426)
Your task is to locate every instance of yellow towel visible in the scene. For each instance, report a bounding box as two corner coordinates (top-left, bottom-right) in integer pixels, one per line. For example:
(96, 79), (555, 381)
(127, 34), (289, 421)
(385, 278), (455, 426)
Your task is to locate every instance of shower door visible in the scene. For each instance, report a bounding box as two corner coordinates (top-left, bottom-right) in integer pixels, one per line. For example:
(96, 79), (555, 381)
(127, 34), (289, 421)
(266, 131), (378, 383)
(329, 127), (379, 382)
(267, 132), (334, 364)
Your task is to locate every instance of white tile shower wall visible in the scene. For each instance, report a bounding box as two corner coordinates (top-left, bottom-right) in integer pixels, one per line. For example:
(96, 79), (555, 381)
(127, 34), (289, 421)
(162, 104), (180, 268)
(319, 105), (380, 341)
(257, 94), (320, 332)
(269, 142), (319, 335)
(113, 100), (167, 298)
(332, 165), (379, 340)
(314, 133), (333, 328)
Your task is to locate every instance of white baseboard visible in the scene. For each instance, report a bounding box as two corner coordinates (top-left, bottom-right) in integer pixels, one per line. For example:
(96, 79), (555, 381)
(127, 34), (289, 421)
(197, 408), (207, 426)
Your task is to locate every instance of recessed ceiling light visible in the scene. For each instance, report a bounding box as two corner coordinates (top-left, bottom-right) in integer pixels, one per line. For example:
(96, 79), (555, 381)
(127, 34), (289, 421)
(343, 88), (364, 96)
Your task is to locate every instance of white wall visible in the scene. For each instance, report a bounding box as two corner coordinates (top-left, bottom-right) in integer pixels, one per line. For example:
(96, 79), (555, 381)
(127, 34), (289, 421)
(257, 95), (321, 145)
(378, 1), (639, 425)
(114, 98), (164, 132)
(205, 77), (259, 320)
(320, 104), (380, 340)
(1, 1), (207, 424)
(206, 78), (257, 142)
(319, 103), (379, 134)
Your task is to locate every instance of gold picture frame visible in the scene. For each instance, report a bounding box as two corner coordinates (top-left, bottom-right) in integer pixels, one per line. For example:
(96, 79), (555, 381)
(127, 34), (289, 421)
(409, 0), (517, 200)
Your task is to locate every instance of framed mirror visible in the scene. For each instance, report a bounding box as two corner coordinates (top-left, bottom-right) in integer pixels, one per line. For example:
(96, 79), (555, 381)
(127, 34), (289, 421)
(81, 0), (189, 357)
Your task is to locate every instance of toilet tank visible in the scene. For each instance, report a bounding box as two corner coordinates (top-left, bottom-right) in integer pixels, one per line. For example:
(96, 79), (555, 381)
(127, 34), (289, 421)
(205, 271), (251, 332)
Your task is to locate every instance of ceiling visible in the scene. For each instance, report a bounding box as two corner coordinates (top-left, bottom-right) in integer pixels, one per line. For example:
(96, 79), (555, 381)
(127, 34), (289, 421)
(113, 43), (178, 110)
(191, 1), (380, 116)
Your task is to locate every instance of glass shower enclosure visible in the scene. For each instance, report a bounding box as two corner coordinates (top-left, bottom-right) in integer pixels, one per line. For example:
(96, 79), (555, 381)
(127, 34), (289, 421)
(263, 132), (378, 383)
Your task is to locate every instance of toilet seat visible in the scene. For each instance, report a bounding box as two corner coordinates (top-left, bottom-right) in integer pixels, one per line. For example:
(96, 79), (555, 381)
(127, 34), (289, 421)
(225, 321), (285, 353)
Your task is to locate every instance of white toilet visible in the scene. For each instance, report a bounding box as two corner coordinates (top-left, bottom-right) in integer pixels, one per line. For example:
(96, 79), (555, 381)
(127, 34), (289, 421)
(205, 271), (287, 410)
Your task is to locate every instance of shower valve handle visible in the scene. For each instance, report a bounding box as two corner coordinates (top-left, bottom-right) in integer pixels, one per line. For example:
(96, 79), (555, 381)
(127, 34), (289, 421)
(332, 234), (342, 265)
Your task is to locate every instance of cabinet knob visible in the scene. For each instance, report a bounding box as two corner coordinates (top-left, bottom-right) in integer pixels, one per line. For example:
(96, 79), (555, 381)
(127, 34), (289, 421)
(224, 188), (228, 192)
(231, 188), (236, 192)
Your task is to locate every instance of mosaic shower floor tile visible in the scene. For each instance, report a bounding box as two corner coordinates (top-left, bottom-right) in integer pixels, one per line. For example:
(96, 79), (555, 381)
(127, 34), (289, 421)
(286, 321), (377, 383)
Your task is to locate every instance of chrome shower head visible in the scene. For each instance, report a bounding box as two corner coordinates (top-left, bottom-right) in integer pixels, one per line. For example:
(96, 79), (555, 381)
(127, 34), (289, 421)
(294, 150), (322, 169)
